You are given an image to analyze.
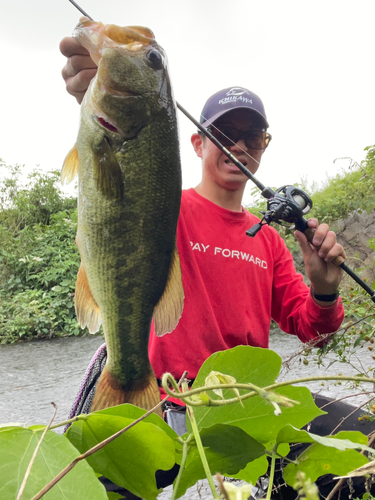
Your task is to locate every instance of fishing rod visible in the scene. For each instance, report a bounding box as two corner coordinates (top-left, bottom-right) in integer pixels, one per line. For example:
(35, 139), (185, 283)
(66, 1), (375, 303)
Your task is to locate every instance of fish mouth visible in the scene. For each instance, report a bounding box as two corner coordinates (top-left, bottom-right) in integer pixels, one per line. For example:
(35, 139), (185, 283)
(102, 84), (139, 98)
(104, 24), (154, 48)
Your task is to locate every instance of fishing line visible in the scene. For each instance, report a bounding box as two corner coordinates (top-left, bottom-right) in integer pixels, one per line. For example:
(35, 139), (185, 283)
(65, 0), (375, 302)
(198, 113), (262, 166)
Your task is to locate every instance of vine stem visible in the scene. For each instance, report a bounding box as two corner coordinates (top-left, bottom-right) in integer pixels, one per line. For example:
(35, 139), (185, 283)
(30, 400), (166, 500)
(16, 403), (58, 500)
(162, 374), (375, 406)
(266, 450), (277, 500)
(171, 436), (192, 500)
(185, 385), (219, 499)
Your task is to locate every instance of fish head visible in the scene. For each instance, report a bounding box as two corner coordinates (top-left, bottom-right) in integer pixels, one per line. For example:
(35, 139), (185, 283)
(73, 18), (173, 140)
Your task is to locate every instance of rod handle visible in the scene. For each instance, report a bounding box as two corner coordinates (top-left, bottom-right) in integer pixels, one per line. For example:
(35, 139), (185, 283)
(297, 223), (345, 267)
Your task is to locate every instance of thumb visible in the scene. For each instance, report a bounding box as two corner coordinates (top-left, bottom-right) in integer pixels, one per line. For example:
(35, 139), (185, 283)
(294, 230), (314, 259)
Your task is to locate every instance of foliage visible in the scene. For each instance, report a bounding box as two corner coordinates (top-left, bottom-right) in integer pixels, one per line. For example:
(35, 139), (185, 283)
(246, 145), (375, 227)
(0, 162), (76, 229)
(0, 425), (106, 499)
(0, 162), (92, 343)
(1, 347), (374, 500)
(309, 145), (375, 225)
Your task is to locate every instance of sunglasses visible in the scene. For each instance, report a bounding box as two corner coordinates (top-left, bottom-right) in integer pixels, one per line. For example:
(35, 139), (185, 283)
(207, 126), (272, 150)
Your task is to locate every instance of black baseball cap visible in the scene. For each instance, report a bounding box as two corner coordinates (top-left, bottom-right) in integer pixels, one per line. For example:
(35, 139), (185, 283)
(200, 87), (269, 129)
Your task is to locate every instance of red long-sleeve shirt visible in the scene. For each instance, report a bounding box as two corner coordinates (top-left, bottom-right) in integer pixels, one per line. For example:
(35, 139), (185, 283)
(149, 188), (344, 398)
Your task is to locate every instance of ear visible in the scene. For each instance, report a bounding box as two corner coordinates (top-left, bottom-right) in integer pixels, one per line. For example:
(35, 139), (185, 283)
(191, 133), (203, 159)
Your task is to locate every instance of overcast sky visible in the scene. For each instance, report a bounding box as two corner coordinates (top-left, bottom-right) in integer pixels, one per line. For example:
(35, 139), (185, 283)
(0, 0), (374, 205)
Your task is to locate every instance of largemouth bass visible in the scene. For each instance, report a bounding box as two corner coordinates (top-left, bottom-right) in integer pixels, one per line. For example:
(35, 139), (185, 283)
(62, 19), (184, 416)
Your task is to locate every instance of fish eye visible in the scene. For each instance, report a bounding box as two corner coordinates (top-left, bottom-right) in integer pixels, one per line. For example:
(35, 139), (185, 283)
(146, 48), (163, 70)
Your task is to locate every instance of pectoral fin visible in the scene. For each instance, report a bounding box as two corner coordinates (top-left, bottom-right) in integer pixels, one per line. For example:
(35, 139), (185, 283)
(61, 145), (79, 184)
(153, 244), (184, 336)
(75, 263), (101, 333)
(94, 137), (124, 200)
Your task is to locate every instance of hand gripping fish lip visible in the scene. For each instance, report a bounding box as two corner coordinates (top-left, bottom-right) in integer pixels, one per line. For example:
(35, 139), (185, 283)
(73, 18), (155, 64)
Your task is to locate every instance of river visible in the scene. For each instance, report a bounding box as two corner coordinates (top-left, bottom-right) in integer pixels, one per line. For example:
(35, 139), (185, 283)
(1, 330), (374, 428)
(1, 330), (374, 499)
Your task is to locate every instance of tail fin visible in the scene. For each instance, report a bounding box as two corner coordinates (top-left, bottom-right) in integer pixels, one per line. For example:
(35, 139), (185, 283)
(90, 366), (162, 417)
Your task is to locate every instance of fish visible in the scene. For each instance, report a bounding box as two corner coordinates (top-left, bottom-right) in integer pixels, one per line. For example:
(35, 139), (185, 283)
(61, 18), (184, 417)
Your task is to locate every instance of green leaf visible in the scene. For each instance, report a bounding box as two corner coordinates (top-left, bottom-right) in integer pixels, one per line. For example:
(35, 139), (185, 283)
(67, 405), (176, 500)
(97, 403), (178, 440)
(283, 445), (369, 485)
(106, 493), (124, 500)
(174, 424), (265, 498)
(276, 426), (373, 453)
(0, 425), (107, 500)
(190, 346), (324, 443)
(283, 431), (368, 486)
(227, 456), (269, 485)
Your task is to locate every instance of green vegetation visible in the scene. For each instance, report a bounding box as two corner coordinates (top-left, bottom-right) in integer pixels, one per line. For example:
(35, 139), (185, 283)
(0, 162), (88, 343)
(247, 145), (375, 224)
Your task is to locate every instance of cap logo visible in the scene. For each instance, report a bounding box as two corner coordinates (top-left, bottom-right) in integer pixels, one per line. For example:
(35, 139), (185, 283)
(226, 87), (252, 97)
(218, 87), (253, 106)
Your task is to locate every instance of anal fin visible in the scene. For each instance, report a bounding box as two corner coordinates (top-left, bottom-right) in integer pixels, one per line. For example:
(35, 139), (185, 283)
(153, 243), (184, 336)
(75, 263), (101, 333)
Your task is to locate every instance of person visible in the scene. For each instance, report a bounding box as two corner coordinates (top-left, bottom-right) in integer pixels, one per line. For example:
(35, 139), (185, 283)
(60, 36), (370, 500)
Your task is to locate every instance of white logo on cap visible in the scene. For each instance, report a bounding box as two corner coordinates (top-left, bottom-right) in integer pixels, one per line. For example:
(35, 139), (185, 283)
(226, 87), (252, 97)
(218, 87), (253, 106)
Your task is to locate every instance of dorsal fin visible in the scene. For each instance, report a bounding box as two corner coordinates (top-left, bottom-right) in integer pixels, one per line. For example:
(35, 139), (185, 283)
(75, 263), (101, 333)
(153, 244), (184, 336)
(61, 145), (79, 184)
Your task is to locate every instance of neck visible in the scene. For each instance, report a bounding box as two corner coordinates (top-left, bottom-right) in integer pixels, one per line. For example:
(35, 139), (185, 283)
(194, 181), (245, 212)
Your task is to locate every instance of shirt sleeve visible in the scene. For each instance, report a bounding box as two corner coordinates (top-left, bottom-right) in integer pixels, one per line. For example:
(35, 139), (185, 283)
(270, 234), (344, 343)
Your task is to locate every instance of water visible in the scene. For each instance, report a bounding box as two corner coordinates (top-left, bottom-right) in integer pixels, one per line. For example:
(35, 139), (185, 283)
(0, 335), (104, 429)
(1, 331), (374, 499)
(1, 330), (373, 429)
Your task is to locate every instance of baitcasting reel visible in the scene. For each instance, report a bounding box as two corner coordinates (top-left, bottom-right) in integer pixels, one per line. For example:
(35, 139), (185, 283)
(246, 185), (313, 237)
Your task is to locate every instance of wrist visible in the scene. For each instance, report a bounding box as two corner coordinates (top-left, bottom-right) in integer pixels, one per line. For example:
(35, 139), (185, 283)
(311, 288), (339, 306)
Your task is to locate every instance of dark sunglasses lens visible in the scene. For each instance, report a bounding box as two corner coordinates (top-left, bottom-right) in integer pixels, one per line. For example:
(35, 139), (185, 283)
(244, 131), (267, 149)
(212, 128), (236, 147)
(210, 127), (271, 149)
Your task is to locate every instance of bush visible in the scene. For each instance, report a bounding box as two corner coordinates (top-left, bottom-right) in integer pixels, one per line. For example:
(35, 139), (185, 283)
(0, 163), (95, 343)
